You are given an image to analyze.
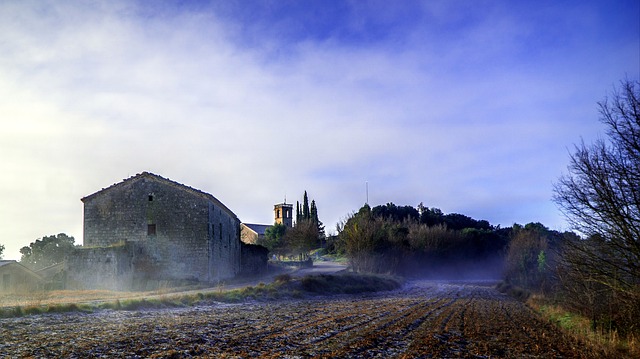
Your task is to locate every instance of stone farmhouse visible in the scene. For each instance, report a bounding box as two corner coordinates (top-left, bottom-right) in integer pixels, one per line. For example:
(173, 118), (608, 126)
(66, 172), (266, 290)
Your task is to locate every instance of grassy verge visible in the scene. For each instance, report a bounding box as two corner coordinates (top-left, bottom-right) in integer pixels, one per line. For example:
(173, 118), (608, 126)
(527, 295), (639, 358)
(0, 272), (402, 319)
(319, 254), (349, 264)
(496, 281), (639, 358)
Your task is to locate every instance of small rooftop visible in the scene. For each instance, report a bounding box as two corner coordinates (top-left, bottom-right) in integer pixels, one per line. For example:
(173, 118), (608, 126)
(0, 260), (18, 268)
(242, 223), (272, 236)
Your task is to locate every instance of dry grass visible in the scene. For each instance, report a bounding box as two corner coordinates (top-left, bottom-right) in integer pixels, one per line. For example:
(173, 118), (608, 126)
(0, 287), (183, 318)
(0, 273), (402, 318)
(528, 294), (640, 358)
(1, 288), (153, 307)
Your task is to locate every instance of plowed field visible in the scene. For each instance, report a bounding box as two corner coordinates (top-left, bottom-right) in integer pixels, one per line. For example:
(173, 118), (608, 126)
(0, 280), (606, 358)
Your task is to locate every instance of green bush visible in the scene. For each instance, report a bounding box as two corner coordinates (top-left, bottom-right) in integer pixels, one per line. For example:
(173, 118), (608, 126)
(300, 273), (401, 294)
(496, 281), (530, 301)
(23, 306), (44, 315)
(274, 274), (292, 283)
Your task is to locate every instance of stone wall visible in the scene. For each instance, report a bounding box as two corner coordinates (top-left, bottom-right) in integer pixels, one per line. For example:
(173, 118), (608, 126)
(240, 243), (269, 276)
(207, 203), (241, 281)
(66, 245), (133, 291)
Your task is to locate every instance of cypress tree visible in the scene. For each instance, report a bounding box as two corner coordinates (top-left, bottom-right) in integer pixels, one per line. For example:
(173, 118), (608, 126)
(310, 200), (318, 223)
(310, 200), (325, 239)
(303, 191), (310, 220)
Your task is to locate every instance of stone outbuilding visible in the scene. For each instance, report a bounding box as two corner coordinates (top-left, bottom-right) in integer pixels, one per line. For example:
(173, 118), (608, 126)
(0, 260), (43, 293)
(67, 172), (245, 290)
(240, 202), (294, 245)
(240, 223), (271, 244)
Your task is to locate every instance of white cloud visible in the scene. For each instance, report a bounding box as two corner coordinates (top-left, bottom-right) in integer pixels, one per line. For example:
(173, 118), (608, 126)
(0, 0), (637, 259)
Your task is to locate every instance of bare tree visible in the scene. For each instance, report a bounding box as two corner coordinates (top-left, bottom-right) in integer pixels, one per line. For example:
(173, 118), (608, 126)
(553, 79), (640, 333)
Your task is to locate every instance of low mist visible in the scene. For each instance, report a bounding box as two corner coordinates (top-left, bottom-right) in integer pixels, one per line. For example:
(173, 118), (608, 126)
(397, 255), (505, 281)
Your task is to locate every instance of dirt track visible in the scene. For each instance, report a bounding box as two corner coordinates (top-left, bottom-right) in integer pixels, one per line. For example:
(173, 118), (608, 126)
(0, 280), (606, 358)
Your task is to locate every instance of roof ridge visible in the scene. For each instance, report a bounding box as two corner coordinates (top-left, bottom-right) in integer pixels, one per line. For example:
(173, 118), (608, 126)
(81, 172), (238, 220)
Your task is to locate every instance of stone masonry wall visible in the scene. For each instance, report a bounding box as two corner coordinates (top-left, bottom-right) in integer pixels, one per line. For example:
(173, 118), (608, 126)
(240, 243), (268, 276)
(208, 204), (241, 281)
(66, 246), (133, 291)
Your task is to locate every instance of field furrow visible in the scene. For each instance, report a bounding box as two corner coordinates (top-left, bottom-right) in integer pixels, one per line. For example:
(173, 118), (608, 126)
(0, 280), (610, 358)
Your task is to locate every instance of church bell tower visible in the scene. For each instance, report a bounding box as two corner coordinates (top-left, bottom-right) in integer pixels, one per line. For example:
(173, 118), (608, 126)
(274, 202), (293, 228)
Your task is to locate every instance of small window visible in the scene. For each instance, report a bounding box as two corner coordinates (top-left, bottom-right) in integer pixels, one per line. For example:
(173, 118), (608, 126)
(2, 274), (9, 290)
(147, 224), (156, 236)
(148, 195), (154, 201)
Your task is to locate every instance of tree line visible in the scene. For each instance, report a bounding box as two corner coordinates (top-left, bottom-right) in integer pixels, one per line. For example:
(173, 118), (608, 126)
(337, 202), (511, 277)
(18, 233), (78, 270)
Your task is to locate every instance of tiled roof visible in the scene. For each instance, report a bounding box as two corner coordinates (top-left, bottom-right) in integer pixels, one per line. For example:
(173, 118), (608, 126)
(242, 223), (272, 235)
(80, 172), (238, 220)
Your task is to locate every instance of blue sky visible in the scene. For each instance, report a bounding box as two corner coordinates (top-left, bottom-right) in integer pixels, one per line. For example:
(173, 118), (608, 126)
(0, 0), (638, 259)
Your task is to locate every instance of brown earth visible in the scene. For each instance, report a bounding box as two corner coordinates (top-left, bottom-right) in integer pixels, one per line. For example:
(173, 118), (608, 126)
(0, 280), (612, 358)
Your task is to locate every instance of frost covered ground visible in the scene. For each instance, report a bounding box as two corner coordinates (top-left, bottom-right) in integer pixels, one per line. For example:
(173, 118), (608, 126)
(0, 280), (606, 358)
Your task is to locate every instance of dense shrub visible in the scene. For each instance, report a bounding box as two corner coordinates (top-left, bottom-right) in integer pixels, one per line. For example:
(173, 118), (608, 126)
(338, 204), (509, 277)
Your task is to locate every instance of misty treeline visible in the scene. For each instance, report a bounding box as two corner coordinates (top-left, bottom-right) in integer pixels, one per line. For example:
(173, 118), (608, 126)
(19, 233), (78, 271)
(258, 191), (325, 259)
(336, 202), (512, 278)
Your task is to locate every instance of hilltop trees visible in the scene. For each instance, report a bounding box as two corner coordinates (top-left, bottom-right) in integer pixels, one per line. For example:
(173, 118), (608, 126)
(339, 205), (391, 272)
(339, 202), (509, 276)
(554, 79), (640, 334)
(372, 203), (419, 222)
(19, 233), (77, 270)
(0, 243), (4, 259)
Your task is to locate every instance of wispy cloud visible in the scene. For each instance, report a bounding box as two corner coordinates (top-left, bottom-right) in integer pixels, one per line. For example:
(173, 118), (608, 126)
(0, 0), (637, 258)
